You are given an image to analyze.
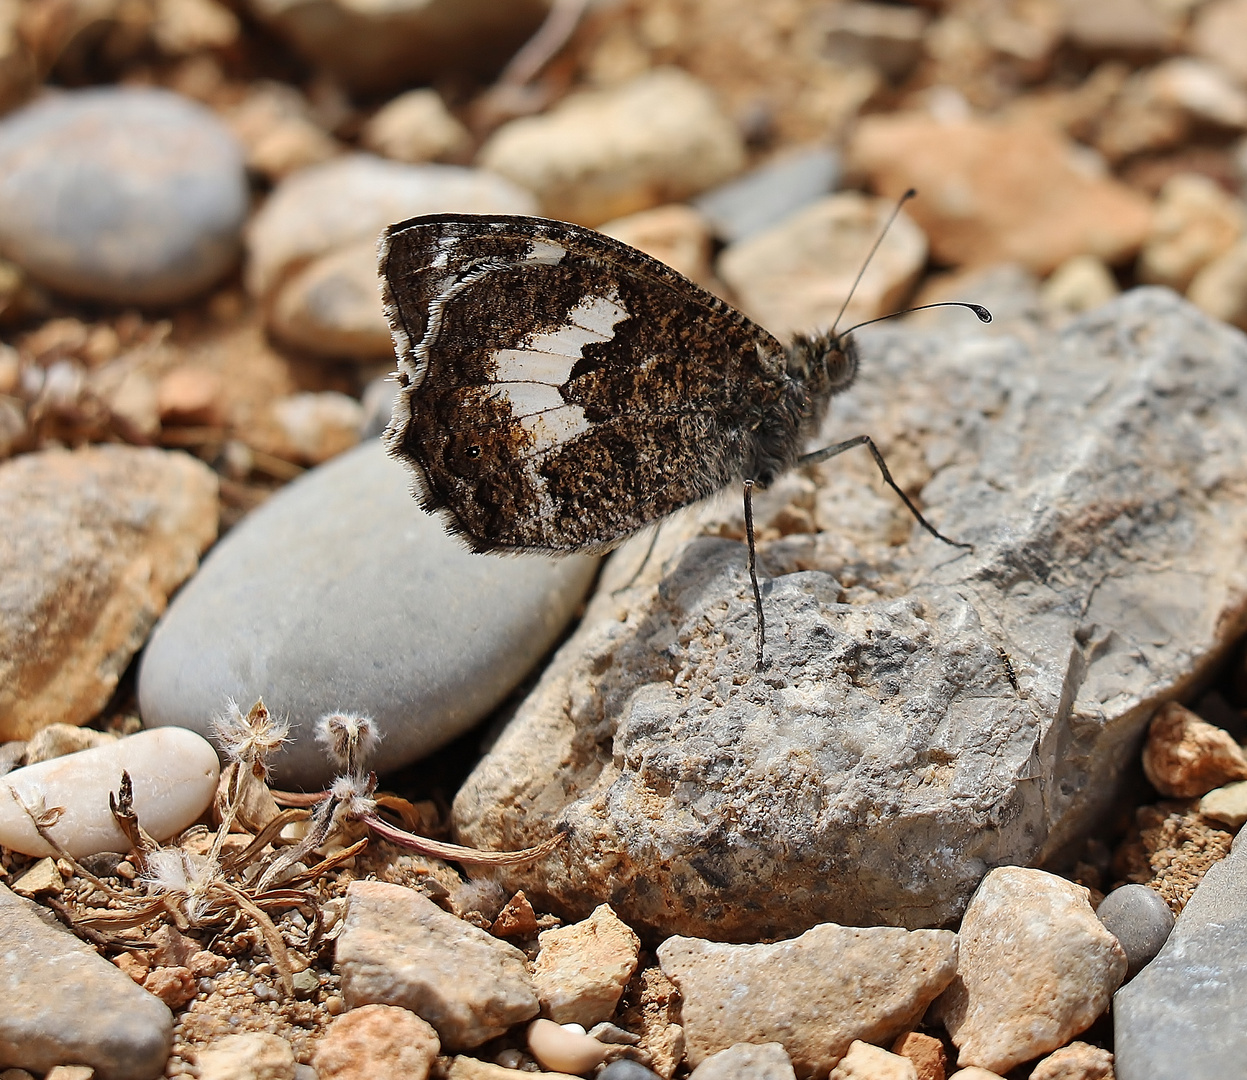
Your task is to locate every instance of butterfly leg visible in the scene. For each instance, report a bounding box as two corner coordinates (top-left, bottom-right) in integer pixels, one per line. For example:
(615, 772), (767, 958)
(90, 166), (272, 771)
(743, 479), (766, 672)
(799, 435), (971, 550)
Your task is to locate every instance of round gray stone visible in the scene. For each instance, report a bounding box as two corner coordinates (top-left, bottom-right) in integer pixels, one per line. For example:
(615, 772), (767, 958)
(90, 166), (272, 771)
(599, 1061), (663, 1080)
(138, 440), (598, 788)
(0, 87), (247, 304)
(1097, 884), (1174, 980)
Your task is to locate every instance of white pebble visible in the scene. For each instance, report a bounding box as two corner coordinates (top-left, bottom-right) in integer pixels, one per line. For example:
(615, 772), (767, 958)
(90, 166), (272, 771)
(0, 727), (220, 857)
(527, 1018), (608, 1075)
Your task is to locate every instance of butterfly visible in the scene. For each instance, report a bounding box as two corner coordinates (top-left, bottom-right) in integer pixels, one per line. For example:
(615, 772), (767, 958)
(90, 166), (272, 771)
(379, 205), (989, 670)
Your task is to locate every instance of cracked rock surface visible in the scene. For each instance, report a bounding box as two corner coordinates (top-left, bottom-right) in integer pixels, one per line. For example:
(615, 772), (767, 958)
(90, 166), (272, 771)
(454, 288), (1247, 938)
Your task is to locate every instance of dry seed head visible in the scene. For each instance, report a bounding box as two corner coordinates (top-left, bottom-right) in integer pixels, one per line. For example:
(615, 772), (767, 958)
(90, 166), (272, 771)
(316, 711), (379, 775)
(210, 697), (290, 778)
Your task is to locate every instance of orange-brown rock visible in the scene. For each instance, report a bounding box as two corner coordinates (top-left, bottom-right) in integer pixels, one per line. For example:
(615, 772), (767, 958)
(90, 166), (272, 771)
(848, 114), (1153, 274)
(1141, 701), (1247, 798)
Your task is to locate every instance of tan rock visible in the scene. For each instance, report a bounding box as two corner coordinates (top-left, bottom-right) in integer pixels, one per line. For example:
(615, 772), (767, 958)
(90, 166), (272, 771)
(829, 1040), (917, 1080)
(1060, 0), (1181, 51)
(336, 881), (539, 1051)
(443, 1058), (581, 1080)
(658, 923), (957, 1080)
(615, 966), (684, 1080)
(1148, 58), (1247, 131)
(142, 964), (196, 1009)
(848, 114), (1152, 274)
(947, 1070), (1006, 1080)
(267, 239), (393, 362)
(1138, 173), (1244, 292)
(361, 89), (470, 164)
(11, 857), (62, 898)
(532, 903), (641, 1027)
(196, 1032), (296, 1080)
(1141, 701), (1247, 797)
(1190, 0), (1247, 87)
(1029, 1040), (1114, 1080)
(718, 191), (926, 338)
(44, 1067), (94, 1080)
(1041, 255), (1119, 314)
(157, 365), (225, 425)
(598, 204), (717, 288)
(224, 81), (340, 183)
(892, 1031), (946, 1080)
(690, 1041), (797, 1079)
(152, 0), (240, 55)
(478, 68), (745, 227)
(257, 391), (363, 466)
(1188, 236), (1247, 329)
(1199, 778), (1247, 827)
(0, 446), (218, 740)
(22, 723), (116, 765)
(492, 890), (539, 938)
(314, 1004), (440, 1080)
(935, 867), (1126, 1074)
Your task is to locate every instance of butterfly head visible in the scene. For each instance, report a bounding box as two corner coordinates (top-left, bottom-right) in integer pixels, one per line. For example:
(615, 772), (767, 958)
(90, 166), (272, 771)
(785, 329), (860, 404)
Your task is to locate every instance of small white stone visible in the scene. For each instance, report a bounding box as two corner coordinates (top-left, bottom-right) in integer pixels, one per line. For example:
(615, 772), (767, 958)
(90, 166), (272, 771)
(0, 727), (220, 857)
(527, 1019), (608, 1075)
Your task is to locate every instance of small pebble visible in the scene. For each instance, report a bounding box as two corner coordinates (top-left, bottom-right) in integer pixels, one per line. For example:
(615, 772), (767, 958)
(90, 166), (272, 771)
(1141, 701), (1247, 797)
(1096, 884), (1174, 980)
(1199, 778), (1247, 827)
(599, 1062), (662, 1080)
(527, 1019), (609, 1075)
(0, 727), (220, 858)
(828, 1040), (914, 1080)
(361, 88), (471, 163)
(693, 146), (840, 243)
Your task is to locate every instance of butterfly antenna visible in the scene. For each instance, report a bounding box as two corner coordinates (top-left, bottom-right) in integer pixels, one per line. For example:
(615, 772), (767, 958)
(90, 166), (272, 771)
(829, 188), (918, 339)
(839, 301), (993, 338)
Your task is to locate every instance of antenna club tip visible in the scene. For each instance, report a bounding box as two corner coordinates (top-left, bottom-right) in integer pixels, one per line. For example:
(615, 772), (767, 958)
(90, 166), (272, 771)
(902, 187), (918, 200)
(972, 304), (993, 323)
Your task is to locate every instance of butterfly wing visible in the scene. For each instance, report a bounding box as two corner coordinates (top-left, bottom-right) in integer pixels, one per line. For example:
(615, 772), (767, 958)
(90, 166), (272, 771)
(380, 213), (793, 555)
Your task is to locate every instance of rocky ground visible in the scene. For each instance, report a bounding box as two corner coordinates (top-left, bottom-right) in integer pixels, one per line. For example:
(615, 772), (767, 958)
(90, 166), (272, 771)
(4, 1), (1247, 1078)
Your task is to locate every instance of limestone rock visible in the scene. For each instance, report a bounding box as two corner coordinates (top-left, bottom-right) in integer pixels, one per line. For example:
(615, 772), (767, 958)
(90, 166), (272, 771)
(453, 289), (1247, 938)
(478, 68), (745, 226)
(336, 881), (539, 1051)
(196, 1032), (295, 1080)
(1029, 1041), (1114, 1080)
(0, 446), (218, 740)
(532, 904), (640, 1027)
(657, 923), (957, 1079)
(361, 89), (471, 165)
(1138, 173), (1243, 292)
(828, 1041), (917, 1080)
(848, 114), (1152, 273)
(936, 868), (1126, 1074)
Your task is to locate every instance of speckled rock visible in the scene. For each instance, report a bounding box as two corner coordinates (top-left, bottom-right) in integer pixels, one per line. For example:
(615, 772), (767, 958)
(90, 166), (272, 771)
(478, 68), (745, 226)
(336, 881), (539, 1051)
(1114, 829), (1247, 1079)
(657, 923), (957, 1079)
(0, 87), (247, 304)
(1141, 701), (1247, 797)
(717, 191), (926, 337)
(935, 868), (1126, 1074)
(0, 446), (218, 741)
(1029, 1041), (1114, 1080)
(453, 289), (1247, 938)
(313, 1004), (439, 1080)
(139, 440), (597, 788)
(828, 1041), (916, 1080)
(246, 0), (549, 95)
(0, 884), (173, 1079)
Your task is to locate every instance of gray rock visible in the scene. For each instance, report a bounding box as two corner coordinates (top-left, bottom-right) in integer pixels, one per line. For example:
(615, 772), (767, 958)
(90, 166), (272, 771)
(1114, 832), (1247, 1079)
(692, 146), (840, 244)
(689, 1043), (796, 1080)
(139, 440), (596, 788)
(336, 881), (539, 1051)
(934, 868), (1126, 1074)
(1, 446), (219, 742)
(657, 923), (957, 1079)
(0, 884), (173, 1078)
(453, 288), (1247, 938)
(1097, 884), (1174, 980)
(0, 87), (247, 304)
(246, 0), (548, 96)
